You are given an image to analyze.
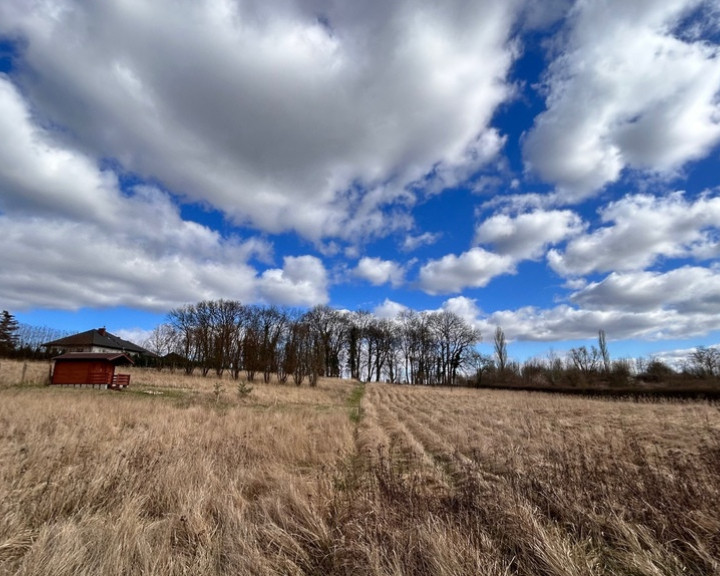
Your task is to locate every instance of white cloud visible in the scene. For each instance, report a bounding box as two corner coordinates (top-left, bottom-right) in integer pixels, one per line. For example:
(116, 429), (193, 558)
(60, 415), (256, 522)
(257, 256), (328, 307)
(418, 248), (515, 294)
(373, 299), (408, 319)
(523, 0), (720, 199)
(414, 209), (585, 298)
(384, 288), (720, 342)
(441, 296), (483, 329)
(0, 0), (520, 241)
(0, 77), (327, 311)
(569, 266), (720, 314)
(475, 209), (584, 259)
(0, 77), (117, 222)
(354, 257), (405, 287)
(402, 231), (441, 252)
(0, 215), (263, 311)
(431, 265), (720, 342)
(478, 265), (720, 341)
(653, 344), (720, 371)
(115, 328), (154, 348)
(479, 305), (720, 342)
(549, 192), (720, 276)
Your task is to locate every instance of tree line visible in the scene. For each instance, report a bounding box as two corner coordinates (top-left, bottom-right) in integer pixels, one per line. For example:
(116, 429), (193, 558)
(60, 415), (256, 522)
(1, 305), (718, 389)
(145, 300), (482, 386)
(467, 328), (720, 390)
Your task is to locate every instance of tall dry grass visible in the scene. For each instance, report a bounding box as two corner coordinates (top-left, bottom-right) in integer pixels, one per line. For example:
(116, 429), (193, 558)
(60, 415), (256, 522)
(0, 360), (50, 388)
(345, 385), (720, 575)
(0, 361), (356, 575)
(1, 361), (719, 575)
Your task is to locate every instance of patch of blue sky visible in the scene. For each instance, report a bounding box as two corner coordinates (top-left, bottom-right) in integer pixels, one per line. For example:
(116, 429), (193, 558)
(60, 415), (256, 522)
(15, 307), (165, 335)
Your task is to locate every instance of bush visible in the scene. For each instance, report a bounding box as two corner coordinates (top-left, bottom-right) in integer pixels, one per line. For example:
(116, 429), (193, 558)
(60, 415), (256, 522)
(637, 359), (675, 383)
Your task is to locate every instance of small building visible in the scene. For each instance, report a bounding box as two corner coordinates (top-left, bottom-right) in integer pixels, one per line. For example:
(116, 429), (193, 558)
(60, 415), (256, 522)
(43, 327), (151, 357)
(51, 352), (134, 389)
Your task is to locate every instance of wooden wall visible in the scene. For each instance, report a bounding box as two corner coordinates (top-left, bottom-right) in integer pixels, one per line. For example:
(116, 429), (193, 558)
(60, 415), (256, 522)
(51, 361), (115, 386)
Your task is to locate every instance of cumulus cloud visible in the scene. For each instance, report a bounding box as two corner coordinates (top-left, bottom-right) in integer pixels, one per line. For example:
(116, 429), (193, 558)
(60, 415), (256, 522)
(0, 76), (327, 311)
(400, 283), (720, 341)
(257, 256), (328, 306)
(418, 248), (515, 294)
(569, 266), (720, 314)
(549, 192), (720, 276)
(478, 265), (720, 341)
(0, 0), (519, 242)
(354, 257), (405, 287)
(373, 299), (408, 319)
(0, 215), (261, 311)
(0, 77), (117, 222)
(414, 209), (584, 296)
(115, 328), (154, 347)
(524, 0), (720, 199)
(478, 305), (720, 342)
(438, 264), (720, 341)
(441, 296), (483, 329)
(475, 209), (584, 259)
(376, 260), (720, 341)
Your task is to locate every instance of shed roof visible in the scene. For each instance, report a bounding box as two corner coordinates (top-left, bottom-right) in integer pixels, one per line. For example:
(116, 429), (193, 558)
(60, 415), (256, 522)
(52, 352), (135, 365)
(43, 328), (150, 355)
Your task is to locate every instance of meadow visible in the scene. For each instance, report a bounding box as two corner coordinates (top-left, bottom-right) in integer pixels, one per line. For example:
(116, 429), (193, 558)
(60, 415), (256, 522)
(1, 360), (719, 575)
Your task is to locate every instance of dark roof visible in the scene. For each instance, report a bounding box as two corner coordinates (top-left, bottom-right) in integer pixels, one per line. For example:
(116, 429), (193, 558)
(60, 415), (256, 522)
(52, 352), (135, 365)
(43, 328), (150, 354)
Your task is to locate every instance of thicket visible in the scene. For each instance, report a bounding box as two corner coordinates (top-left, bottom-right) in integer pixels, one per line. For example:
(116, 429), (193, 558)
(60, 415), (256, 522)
(461, 329), (720, 392)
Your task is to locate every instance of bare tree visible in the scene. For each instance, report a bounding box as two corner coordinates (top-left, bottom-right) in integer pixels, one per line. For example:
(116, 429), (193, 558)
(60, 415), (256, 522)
(229, 304), (250, 380)
(143, 323), (177, 370)
(210, 300), (245, 377)
(365, 318), (398, 383)
(687, 346), (720, 378)
(346, 310), (372, 381)
(303, 305), (348, 378)
(167, 304), (199, 374)
(568, 345), (600, 377)
(258, 306), (288, 383)
(598, 330), (611, 374)
(493, 326), (508, 374)
(429, 311), (481, 386)
(467, 350), (494, 387)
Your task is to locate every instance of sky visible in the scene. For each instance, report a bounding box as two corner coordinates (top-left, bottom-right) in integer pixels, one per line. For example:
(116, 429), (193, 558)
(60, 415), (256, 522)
(1, 0), (720, 364)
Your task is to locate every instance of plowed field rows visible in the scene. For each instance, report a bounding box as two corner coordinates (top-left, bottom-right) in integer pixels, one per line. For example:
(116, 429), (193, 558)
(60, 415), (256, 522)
(348, 383), (720, 575)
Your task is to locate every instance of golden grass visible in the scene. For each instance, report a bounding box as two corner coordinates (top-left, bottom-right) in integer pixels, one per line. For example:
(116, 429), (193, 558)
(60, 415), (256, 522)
(1, 361), (719, 575)
(0, 359), (50, 388)
(350, 385), (720, 575)
(0, 361), (356, 575)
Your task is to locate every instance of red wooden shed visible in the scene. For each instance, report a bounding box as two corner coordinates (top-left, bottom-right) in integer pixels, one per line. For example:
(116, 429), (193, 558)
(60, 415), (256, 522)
(51, 352), (134, 389)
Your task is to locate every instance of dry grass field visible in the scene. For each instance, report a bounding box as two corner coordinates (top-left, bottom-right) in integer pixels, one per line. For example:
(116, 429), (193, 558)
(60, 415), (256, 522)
(1, 360), (719, 575)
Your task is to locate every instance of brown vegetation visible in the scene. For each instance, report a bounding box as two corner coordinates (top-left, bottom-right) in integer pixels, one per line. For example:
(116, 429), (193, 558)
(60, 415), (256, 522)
(1, 360), (719, 575)
(352, 385), (720, 575)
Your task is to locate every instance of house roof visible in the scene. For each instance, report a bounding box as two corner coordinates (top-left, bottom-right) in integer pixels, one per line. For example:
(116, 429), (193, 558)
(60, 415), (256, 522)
(43, 328), (150, 355)
(52, 352), (135, 365)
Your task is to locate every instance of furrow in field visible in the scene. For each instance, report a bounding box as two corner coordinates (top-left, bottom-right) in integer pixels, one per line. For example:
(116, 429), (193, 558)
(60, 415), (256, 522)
(359, 385), (447, 490)
(380, 386), (520, 489)
(372, 389), (492, 495)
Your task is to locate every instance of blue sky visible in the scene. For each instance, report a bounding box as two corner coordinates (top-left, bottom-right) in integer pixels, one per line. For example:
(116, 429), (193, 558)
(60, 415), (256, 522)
(1, 0), (720, 365)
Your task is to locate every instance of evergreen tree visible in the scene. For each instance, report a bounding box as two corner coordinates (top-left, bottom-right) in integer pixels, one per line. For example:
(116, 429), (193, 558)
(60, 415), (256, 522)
(0, 310), (19, 357)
